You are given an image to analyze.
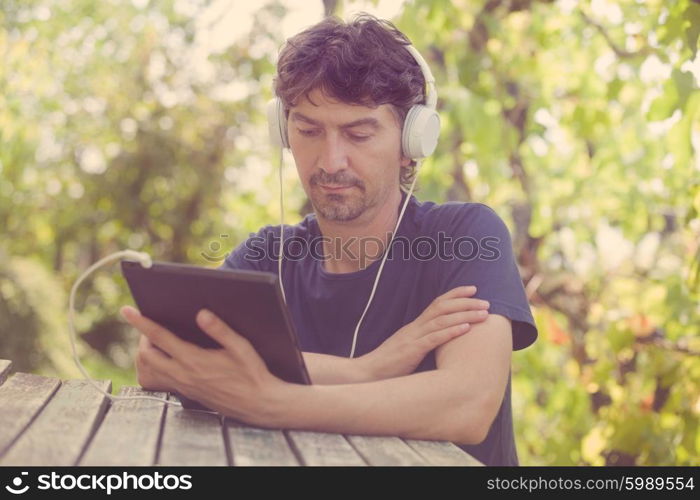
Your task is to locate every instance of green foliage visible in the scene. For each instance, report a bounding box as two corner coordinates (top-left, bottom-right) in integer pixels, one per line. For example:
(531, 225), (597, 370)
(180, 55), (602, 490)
(1, 0), (698, 464)
(0, 0), (294, 385)
(0, 249), (79, 377)
(395, 0), (700, 465)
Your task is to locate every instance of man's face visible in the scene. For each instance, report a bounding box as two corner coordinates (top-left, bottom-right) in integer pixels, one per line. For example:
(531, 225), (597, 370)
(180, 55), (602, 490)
(287, 89), (410, 222)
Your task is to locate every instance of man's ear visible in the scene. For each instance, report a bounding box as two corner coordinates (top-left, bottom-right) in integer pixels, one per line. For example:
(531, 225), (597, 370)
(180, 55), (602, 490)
(400, 155), (412, 168)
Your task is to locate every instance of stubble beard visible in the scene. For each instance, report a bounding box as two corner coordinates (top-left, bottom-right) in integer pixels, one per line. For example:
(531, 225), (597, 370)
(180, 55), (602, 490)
(308, 170), (371, 221)
(310, 188), (370, 221)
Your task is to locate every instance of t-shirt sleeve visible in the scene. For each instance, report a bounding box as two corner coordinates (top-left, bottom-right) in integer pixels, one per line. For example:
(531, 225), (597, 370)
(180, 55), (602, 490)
(431, 203), (538, 351)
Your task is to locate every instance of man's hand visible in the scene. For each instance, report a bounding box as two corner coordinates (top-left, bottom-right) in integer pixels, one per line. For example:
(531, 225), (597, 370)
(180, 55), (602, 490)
(121, 305), (287, 424)
(357, 285), (490, 381)
(135, 334), (174, 392)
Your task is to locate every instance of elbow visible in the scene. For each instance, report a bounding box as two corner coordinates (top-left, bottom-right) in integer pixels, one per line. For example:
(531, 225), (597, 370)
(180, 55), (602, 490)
(463, 421), (491, 446)
(447, 394), (501, 445)
(449, 421), (490, 446)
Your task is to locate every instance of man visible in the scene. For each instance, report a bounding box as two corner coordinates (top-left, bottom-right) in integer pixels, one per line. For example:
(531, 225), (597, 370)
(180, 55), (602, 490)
(121, 14), (537, 466)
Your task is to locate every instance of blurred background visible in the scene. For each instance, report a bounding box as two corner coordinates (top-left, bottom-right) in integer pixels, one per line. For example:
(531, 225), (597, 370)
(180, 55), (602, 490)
(1, 0), (698, 465)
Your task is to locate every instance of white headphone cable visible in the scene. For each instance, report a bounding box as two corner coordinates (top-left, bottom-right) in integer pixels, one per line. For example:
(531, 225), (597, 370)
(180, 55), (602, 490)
(278, 147), (287, 304)
(349, 163), (420, 358)
(68, 250), (182, 406)
(275, 142), (420, 358)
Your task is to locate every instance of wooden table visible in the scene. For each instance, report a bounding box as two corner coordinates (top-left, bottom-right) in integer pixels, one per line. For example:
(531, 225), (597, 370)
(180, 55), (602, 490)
(0, 360), (482, 466)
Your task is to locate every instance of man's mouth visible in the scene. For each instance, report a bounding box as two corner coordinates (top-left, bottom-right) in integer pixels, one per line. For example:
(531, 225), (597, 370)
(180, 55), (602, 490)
(318, 184), (353, 192)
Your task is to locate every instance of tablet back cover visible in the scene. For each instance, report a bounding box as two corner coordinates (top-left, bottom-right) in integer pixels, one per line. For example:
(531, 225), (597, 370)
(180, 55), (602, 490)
(121, 260), (310, 385)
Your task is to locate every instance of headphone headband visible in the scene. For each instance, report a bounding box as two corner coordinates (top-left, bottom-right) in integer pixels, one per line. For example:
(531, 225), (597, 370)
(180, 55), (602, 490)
(404, 44), (437, 110)
(267, 41), (440, 159)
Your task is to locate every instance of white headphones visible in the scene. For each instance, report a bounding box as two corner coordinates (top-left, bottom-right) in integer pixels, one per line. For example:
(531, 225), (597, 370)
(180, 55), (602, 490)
(266, 44), (440, 160)
(267, 40), (440, 358)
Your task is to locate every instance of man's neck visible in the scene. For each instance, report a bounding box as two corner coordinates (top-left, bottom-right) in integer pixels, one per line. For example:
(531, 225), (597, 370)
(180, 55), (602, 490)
(317, 189), (403, 274)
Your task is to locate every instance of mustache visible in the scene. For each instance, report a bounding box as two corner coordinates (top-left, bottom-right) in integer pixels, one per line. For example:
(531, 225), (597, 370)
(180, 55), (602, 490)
(310, 171), (364, 189)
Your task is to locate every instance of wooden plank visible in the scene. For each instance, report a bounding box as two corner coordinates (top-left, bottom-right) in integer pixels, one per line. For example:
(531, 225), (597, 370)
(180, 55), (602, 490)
(225, 419), (299, 466)
(346, 435), (428, 466)
(0, 360), (12, 386)
(80, 386), (167, 466)
(404, 439), (483, 466)
(0, 379), (111, 466)
(0, 373), (61, 457)
(286, 431), (366, 466)
(157, 396), (227, 466)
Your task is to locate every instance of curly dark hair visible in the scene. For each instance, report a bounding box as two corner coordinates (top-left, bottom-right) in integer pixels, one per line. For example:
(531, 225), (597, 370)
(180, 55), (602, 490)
(274, 14), (427, 190)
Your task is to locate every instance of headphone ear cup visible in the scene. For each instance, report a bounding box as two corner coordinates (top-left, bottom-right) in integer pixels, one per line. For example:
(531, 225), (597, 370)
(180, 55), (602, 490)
(401, 105), (440, 159)
(266, 98), (289, 148)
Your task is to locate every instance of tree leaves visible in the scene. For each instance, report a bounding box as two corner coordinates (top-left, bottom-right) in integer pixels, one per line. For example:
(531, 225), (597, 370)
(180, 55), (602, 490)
(396, 0), (700, 465)
(1, 0), (698, 464)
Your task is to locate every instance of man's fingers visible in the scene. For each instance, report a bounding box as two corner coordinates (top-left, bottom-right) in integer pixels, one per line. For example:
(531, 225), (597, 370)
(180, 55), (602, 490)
(138, 333), (172, 359)
(439, 285), (478, 300)
(136, 334), (179, 382)
(425, 310), (488, 332)
(439, 297), (491, 312)
(121, 305), (193, 359)
(417, 323), (471, 351)
(196, 309), (254, 355)
(418, 298), (490, 326)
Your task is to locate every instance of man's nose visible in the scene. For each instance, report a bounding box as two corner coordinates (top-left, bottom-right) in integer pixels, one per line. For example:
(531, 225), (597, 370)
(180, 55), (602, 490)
(318, 134), (348, 174)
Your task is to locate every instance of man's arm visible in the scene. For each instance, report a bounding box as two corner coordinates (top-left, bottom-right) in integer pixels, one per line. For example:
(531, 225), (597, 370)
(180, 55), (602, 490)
(264, 314), (512, 444)
(302, 285), (491, 385)
(125, 306), (512, 445)
(301, 353), (366, 384)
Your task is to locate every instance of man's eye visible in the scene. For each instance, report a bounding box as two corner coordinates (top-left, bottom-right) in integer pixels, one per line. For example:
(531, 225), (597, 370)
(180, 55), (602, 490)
(297, 128), (319, 137)
(348, 133), (371, 142)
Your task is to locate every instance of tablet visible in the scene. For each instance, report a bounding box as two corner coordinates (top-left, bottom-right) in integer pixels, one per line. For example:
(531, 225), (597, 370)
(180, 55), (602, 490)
(121, 260), (311, 409)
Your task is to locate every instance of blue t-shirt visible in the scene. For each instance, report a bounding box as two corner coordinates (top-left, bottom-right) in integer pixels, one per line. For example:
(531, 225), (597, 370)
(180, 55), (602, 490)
(221, 194), (538, 465)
